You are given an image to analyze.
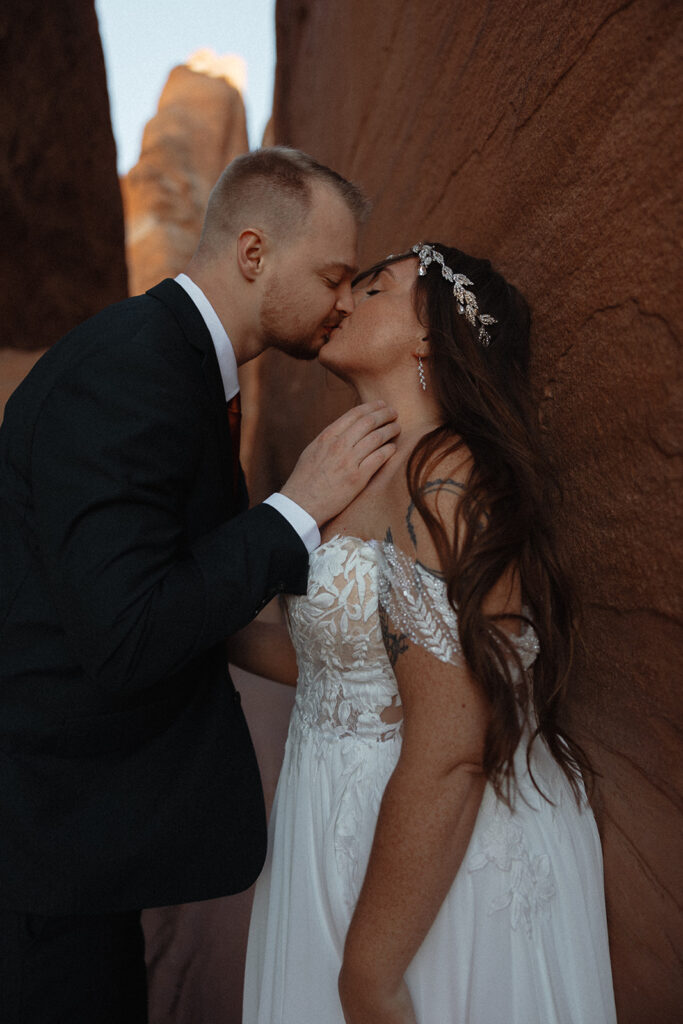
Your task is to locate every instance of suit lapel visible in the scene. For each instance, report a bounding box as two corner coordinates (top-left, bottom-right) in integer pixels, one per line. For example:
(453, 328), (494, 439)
(146, 279), (236, 508)
(146, 279), (224, 400)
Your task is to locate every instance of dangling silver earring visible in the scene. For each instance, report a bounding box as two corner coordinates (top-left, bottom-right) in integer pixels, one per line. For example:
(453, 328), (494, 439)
(418, 356), (427, 392)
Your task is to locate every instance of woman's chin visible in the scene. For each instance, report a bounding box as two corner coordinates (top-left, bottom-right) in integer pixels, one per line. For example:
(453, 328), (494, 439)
(318, 344), (341, 373)
(319, 350), (354, 386)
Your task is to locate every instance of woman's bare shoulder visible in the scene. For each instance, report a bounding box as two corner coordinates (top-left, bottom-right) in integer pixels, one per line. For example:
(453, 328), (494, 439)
(376, 438), (473, 573)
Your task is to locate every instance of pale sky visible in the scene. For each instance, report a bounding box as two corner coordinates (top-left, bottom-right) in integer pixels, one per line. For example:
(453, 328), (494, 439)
(95, 0), (277, 174)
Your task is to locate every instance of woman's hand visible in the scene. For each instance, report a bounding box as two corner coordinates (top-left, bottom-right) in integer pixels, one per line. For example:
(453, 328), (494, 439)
(227, 617), (298, 686)
(338, 969), (417, 1024)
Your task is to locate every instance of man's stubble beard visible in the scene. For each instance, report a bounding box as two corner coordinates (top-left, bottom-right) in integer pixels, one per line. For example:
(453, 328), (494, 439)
(260, 324), (321, 361)
(259, 280), (324, 361)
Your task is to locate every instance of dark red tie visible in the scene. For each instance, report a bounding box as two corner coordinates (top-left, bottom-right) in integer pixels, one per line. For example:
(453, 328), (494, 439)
(226, 392), (242, 498)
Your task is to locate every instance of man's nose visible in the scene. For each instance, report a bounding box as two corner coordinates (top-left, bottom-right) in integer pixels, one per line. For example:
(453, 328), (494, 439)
(335, 281), (355, 315)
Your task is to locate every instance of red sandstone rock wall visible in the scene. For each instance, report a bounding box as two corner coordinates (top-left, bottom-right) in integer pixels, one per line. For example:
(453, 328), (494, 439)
(121, 52), (248, 296)
(0, 1), (126, 351)
(262, 1), (682, 1019)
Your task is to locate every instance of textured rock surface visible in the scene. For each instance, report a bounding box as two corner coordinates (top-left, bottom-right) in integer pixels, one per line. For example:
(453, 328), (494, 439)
(249, 1), (681, 1020)
(121, 52), (248, 296)
(0, 1), (126, 351)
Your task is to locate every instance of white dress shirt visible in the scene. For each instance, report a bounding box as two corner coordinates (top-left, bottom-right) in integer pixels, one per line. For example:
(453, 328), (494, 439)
(175, 274), (320, 553)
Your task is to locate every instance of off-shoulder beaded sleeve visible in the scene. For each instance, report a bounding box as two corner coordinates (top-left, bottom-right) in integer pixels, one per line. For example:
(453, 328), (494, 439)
(369, 538), (540, 670)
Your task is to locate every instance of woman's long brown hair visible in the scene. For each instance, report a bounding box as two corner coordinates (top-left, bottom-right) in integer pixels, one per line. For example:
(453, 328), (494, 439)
(357, 244), (592, 804)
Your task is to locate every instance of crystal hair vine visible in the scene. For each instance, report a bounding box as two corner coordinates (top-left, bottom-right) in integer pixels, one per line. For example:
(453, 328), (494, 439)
(412, 243), (497, 347)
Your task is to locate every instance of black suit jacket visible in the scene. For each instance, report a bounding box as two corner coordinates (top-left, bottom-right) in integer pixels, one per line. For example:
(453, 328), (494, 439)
(0, 279), (309, 914)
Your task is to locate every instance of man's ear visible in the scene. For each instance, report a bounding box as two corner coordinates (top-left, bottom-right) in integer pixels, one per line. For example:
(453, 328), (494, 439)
(236, 229), (265, 282)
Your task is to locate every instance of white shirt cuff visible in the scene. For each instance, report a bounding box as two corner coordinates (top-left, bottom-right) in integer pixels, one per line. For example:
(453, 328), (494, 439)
(263, 493), (321, 554)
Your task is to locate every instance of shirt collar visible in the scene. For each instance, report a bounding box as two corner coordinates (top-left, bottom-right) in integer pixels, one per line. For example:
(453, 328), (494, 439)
(174, 273), (239, 401)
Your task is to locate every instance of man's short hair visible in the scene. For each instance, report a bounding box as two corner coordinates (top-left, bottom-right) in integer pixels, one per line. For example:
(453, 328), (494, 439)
(198, 147), (370, 253)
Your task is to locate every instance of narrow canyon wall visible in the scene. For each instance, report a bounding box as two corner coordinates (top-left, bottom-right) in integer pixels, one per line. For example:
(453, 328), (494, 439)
(121, 51), (248, 296)
(260, 1), (682, 1020)
(0, 1), (126, 352)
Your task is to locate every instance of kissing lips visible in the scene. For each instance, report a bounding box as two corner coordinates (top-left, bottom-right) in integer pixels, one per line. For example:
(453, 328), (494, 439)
(321, 320), (343, 345)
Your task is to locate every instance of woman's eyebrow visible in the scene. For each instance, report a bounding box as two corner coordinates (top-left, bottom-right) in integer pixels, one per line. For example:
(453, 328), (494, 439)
(352, 268), (378, 287)
(353, 264), (396, 288)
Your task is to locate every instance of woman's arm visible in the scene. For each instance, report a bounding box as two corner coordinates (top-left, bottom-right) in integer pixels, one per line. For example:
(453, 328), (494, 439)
(339, 458), (514, 1023)
(227, 616), (299, 687)
(338, 640), (489, 1023)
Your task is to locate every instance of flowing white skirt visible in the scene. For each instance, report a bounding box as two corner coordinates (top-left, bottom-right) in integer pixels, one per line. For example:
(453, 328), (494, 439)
(243, 710), (617, 1024)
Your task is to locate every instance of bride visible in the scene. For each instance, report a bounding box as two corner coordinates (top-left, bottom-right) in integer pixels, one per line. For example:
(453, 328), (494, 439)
(232, 243), (617, 1023)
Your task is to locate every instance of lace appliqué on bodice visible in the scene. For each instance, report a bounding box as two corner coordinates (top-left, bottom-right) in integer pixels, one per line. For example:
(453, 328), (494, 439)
(286, 535), (540, 745)
(286, 537), (401, 746)
(286, 535), (547, 915)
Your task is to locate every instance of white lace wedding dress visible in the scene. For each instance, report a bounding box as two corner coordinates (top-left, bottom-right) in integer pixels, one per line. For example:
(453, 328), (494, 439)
(242, 535), (617, 1024)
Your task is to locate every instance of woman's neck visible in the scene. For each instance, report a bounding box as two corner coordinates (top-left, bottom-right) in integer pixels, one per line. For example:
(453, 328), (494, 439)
(354, 378), (444, 453)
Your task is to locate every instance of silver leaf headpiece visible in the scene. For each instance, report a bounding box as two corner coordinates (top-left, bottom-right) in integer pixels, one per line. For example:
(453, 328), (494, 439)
(412, 243), (497, 347)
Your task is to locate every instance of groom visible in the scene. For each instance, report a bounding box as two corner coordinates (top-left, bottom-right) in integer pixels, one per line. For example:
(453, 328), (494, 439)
(0, 147), (398, 1022)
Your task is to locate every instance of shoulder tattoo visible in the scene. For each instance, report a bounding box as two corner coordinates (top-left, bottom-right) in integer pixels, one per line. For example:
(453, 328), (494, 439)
(378, 602), (409, 667)
(405, 477), (466, 549)
(403, 477), (465, 577)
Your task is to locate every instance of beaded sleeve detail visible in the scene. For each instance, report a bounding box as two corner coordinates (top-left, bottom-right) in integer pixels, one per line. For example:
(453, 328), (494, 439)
(369, 539), (540, 670)
(369, 539), (463, 665)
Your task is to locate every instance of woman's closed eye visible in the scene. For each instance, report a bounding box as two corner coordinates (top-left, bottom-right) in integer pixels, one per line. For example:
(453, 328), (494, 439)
(365, 289), (380, 297)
